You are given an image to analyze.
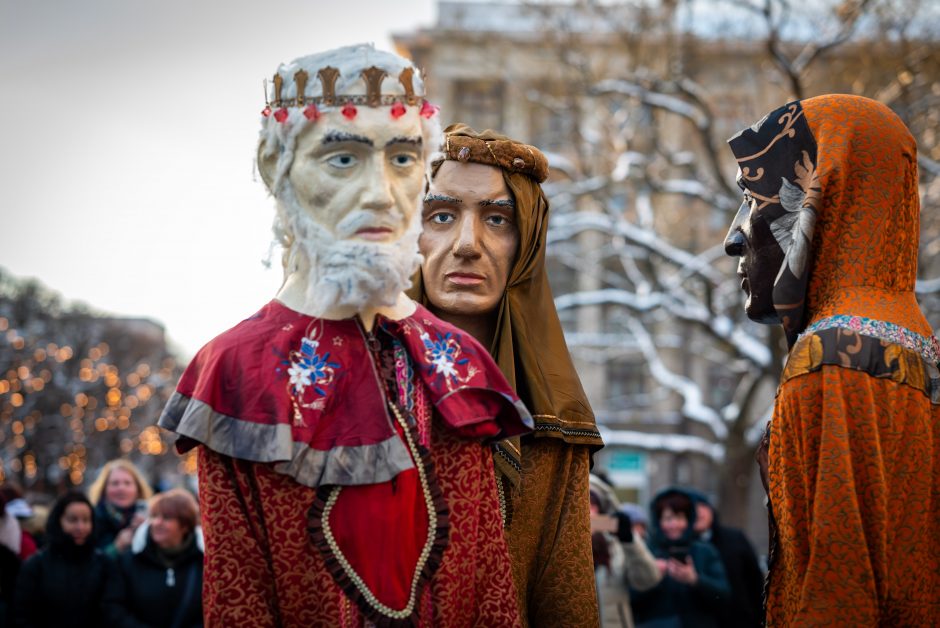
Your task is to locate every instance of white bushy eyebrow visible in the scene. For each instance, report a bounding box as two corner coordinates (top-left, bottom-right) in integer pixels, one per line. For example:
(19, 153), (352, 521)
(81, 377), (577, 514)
(424, 194), (461, 204)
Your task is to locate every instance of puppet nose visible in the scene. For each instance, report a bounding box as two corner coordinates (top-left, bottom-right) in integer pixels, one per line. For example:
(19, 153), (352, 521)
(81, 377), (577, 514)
(724, 230), (746, 257)
(724, 199), (749, 257)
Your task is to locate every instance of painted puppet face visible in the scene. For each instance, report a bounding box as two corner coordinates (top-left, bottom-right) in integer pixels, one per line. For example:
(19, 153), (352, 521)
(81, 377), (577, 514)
(724, 180), (786, 324)
(288, 106), (425, 243)
(419, 161), (520, 319)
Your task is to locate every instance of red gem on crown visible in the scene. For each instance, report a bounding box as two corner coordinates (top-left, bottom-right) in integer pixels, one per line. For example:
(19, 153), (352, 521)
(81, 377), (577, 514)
(303, 104), (320, 121)
(420, 100), (439, 119)
(390, 102), (407, 120)
(342, 103), (358, 120)
(274, 108), (289, 123)
(261, 106), (272, 117)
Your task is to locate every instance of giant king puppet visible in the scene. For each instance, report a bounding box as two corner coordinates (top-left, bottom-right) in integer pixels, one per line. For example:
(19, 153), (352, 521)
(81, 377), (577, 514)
(158, 44), (533, 627)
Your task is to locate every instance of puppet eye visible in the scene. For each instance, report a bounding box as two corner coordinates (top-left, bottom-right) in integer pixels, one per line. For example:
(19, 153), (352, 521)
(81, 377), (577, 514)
(391, 153), (416, 167)
(428, 212), (455, 225)
(327, 154), (358, 169)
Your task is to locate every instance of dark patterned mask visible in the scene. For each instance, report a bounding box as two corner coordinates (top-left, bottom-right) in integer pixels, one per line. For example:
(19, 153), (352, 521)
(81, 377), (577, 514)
(724, 101), (820, 343)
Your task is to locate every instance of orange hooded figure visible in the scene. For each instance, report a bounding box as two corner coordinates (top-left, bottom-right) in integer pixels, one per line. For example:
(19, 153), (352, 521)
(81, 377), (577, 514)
(724, 94), (940, 626)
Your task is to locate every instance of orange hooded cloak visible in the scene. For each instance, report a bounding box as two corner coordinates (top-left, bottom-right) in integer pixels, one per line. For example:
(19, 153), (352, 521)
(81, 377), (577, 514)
(731, 94), (940, 625)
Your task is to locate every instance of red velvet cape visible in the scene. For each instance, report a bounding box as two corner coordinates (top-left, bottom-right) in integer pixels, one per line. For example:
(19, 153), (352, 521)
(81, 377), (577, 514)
(159, 300), (531, 625)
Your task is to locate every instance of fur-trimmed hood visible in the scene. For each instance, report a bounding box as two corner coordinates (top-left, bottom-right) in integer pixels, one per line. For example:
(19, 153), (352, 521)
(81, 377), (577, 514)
(131, 520), (204, 555)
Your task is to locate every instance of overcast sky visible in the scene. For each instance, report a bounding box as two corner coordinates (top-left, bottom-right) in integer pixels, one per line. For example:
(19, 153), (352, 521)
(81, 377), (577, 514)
(0, 0), (436, 357)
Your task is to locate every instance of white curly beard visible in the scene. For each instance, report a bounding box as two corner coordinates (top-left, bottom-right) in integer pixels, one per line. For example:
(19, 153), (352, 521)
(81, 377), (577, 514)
(276, 185), (422, 317)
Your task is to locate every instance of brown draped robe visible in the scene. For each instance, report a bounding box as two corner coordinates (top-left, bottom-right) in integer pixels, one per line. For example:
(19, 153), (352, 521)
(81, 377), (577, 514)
(410, 124), (605, 626)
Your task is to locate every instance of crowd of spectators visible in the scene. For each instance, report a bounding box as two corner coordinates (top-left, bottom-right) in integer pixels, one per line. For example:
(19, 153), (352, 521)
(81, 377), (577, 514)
(1, 460), (763, 628)
(590, 476), (764, 628)
(0, 460), (202, 628)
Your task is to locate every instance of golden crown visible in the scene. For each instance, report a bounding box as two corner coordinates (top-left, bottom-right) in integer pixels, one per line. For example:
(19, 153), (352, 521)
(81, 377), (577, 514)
(262, 65), (436, 122)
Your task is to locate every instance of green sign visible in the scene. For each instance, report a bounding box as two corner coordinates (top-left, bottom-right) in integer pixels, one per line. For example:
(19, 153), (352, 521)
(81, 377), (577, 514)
(608, 450), (646, 472)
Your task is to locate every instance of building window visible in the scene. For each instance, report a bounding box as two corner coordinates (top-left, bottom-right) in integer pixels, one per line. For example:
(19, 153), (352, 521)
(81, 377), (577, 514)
(453, 80), (504, 132)
(530, 105), (575, 153)
(607, 358), (648, 409)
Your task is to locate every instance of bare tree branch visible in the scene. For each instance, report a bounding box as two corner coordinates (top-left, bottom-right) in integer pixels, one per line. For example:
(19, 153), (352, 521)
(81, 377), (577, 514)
(598, 426), (726, 461)
(626, 317), (729, 439)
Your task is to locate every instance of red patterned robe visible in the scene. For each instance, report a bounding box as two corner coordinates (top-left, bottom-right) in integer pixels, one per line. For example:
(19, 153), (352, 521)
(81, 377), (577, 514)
(159, 300), (531, 626)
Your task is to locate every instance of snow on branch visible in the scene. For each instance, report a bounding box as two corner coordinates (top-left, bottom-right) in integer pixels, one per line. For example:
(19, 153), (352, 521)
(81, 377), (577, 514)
(920, 154), (940, 177)
(651, 177), (740, 212)
(598, 427), (725, 461)
(915, 276), (940, 294)
(555, 288), (663, 312)
(548, 213), (773, 369)
(626, 317), (729, 440)
(543, 150), (579, 179)
(658, 298), (773, 369)
(548, 211), (728, 285)
(657, 178), (711, 198)
(562, 331), (640, 349)
(552, 283), (772, 369)
(543, 177), (609, 208)
(665, 243), (728, 290)
(591, 79), (708, 129)
(612, 151), (648, 182)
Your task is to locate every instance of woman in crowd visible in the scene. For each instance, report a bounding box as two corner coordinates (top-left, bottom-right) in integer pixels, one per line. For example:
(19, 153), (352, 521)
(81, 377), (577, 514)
(104, 488), (203, 628)
(631, 487), (731, 628)
(12, 492), (112, 627)
(88, 459), (153, 558)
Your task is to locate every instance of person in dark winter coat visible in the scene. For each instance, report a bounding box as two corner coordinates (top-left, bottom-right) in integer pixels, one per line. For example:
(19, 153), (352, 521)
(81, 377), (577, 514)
(631, 487), (731, 628)
(103, 489), (203, 628)
(687, 491), (764, 628)
(12, 492), (113, 628)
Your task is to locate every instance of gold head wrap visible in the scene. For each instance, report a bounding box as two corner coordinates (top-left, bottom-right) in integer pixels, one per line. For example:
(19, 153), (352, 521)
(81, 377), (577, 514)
(409, 124), (603, 483)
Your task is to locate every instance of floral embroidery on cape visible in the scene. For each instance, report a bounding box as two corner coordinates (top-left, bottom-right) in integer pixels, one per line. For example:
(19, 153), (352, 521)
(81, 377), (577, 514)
(415, 327), (479, 391)
(284, 322), (341, 424)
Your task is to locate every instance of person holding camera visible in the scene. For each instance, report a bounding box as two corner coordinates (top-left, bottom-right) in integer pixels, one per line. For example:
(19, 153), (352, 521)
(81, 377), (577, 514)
(630, 487), (730, 628)
(589, 475), (662, 628)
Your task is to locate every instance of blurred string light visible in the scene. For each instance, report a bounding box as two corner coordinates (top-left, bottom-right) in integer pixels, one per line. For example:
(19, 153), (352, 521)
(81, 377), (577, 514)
(0, 313), (186, 487)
